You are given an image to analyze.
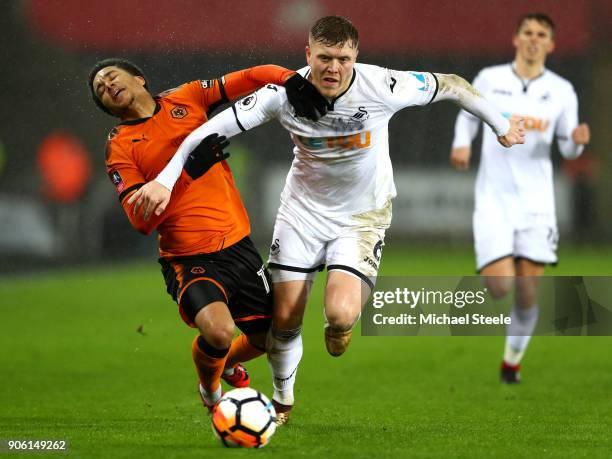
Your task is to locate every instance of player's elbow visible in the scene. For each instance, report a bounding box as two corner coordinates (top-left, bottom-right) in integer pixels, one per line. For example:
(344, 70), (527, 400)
(436, 74), (479, 102)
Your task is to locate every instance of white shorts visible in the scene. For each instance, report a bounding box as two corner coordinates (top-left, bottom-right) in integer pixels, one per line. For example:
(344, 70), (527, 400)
(473, 210), (558, 272)
(267, 202), (392, 288)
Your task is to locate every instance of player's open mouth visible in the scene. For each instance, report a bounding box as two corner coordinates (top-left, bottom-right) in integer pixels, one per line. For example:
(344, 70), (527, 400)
(322, 77), (339, 86)
(112, 88), (124, 99)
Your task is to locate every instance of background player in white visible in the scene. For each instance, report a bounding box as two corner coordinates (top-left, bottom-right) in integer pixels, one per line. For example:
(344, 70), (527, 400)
(129, 16), (525, 422)
(450, 13), (590, 383)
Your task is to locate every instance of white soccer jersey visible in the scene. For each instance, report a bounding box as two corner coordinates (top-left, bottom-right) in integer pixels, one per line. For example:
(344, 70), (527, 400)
(232, 63), (438, 224)
(453, 63), (583, 224)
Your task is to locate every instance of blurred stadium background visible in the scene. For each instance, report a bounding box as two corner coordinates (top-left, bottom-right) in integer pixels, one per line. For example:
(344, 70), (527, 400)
(1, 2), (611, 456)
(0, 0), (610, 272)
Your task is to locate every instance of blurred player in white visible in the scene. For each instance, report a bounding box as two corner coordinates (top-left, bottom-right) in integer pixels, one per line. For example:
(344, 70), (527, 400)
(450, 13), (590, 383)
(130, 16), (524, 421)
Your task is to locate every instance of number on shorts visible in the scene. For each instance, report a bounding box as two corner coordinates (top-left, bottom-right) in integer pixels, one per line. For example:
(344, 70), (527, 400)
(257, 266), (270, 294)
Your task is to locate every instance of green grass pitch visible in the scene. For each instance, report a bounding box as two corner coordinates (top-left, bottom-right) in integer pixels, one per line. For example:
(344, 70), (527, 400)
(1, 245), (611, 458)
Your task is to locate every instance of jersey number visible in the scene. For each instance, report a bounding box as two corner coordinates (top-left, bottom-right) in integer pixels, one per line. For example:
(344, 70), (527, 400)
(257, 266), (270, 294)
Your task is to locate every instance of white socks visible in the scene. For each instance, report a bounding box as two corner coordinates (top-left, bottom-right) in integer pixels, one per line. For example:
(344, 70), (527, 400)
(504, 305), (539, 366)
(266, 326), (303, 406)
(199, 383), (222, 406)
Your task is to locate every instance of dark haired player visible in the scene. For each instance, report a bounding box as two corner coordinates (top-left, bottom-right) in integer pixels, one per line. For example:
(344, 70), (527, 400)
(89, 58), (327, 412)
(450, 13), (590, 383)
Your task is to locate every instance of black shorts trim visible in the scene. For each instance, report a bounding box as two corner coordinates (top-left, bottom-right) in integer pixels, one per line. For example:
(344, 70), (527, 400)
(267, 262), (325, 273)
(327, 264), (374, 290)
(159, 236), (273, 330)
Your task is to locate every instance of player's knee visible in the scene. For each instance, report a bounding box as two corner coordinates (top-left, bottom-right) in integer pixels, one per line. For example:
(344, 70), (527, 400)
(483, 277), (513, 299)
(202, 324), (234, 350)
(325, 307), (358, 332)
(272, 304), (304, 330)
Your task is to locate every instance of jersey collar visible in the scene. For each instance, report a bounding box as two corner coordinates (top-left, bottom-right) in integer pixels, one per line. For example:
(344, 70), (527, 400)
(328, 68), (357, 111)
(118, 101), (161, 126)
(303, 68), (357, 111)
(510, 62), (546, 93)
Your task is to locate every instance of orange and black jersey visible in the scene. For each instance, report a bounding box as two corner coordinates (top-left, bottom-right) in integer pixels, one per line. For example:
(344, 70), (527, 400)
(104, 65), (294, 257)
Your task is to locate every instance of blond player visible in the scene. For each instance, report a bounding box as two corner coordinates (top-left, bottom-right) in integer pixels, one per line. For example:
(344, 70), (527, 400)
(130, 16), (525, 420)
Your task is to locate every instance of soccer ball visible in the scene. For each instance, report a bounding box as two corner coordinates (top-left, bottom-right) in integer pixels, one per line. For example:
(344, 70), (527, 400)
(211, 388), (277, 448)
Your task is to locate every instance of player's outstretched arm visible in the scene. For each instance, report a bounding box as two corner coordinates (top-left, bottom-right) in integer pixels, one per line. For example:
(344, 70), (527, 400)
(128, 134), (231, 220)
(497, 116), (525, 147)
(223, 66), (327, 121)
(129, 86), (282, 219)
(433, 74), (525, 148)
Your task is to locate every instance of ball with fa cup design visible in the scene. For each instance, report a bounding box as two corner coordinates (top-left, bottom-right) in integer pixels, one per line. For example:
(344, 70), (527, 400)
(211, 388), (277, 448)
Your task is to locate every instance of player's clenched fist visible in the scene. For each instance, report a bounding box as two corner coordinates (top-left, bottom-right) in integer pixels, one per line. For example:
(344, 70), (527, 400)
(450, 146), (472, 170)
(497, 116), (525, 148)
(572, 123), (590, 145)
(284, 73), (329, 121)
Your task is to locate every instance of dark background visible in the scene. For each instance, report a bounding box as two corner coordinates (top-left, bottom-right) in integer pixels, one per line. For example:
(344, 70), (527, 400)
(0, 0), (609, 270)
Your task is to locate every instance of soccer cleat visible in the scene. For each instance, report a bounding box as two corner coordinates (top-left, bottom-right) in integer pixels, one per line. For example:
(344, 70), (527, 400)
(324, 328), (353, 357)
(500, 361), (521, 384)
(222, 363), (251, 388)
(272, 399), (292, 426)
(199, 384), (223, 413)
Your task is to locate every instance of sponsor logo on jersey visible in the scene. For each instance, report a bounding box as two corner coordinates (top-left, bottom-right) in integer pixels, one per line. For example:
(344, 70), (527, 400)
(171, 105), (188, 119)
(296, 131), (371, 150)
(131, 134), (147, 143)
(363, 255), (379, 270)
(109, 169), (125, 193)
(513, 114), (550, 132)
(200, 80), (214, 89)
(238, 93), (257, 111)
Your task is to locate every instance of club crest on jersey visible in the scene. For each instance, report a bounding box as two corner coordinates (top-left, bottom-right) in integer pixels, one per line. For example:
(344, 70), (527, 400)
(270, 238), (280, 255)
(191, 266), (206, 274)
(109, 170), (125, 193)
(238, 94), (257, 111)
(171, 106), (188, 119)
(351, 106), (369, 121)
